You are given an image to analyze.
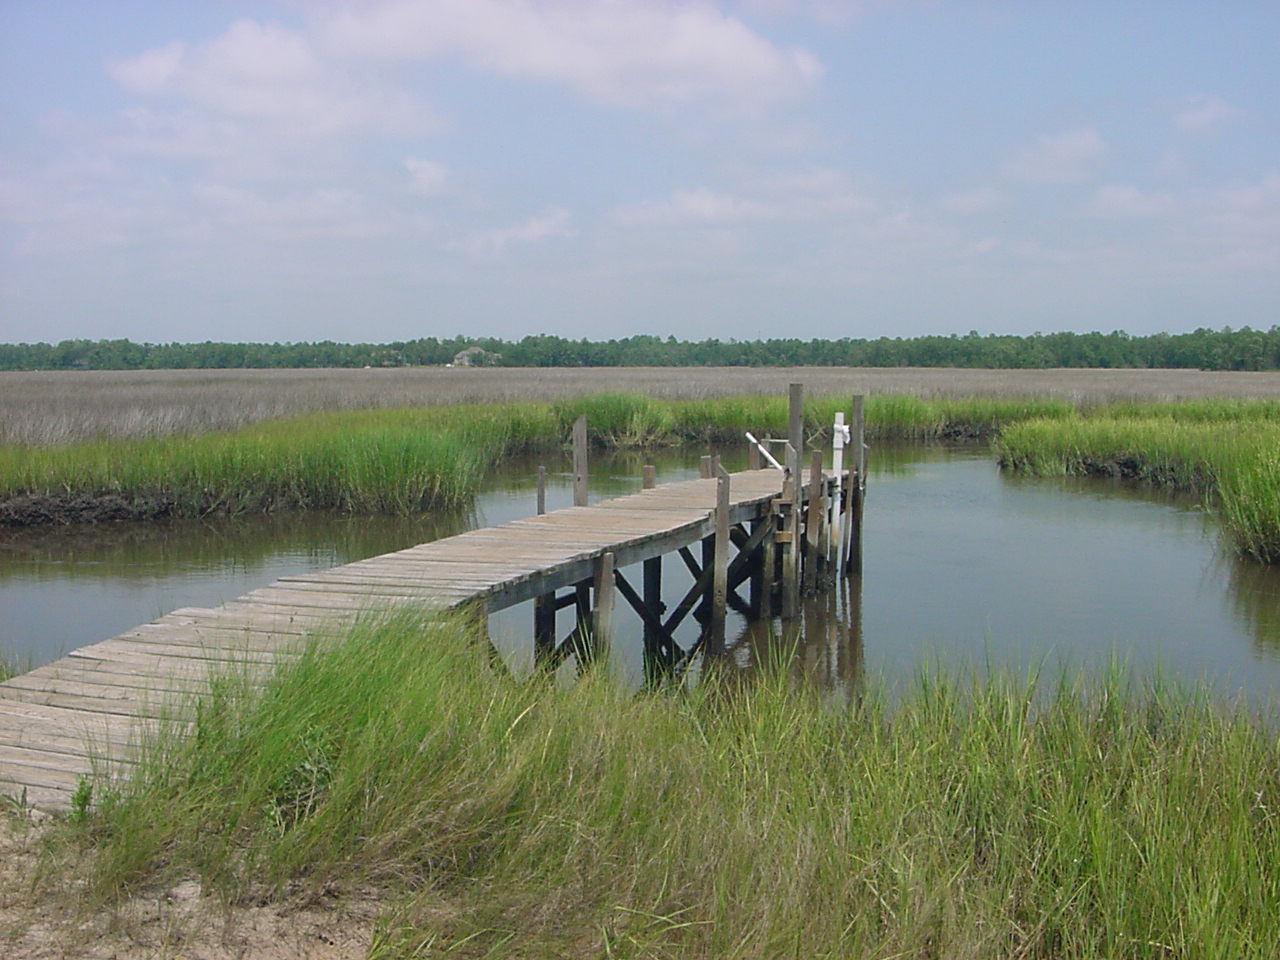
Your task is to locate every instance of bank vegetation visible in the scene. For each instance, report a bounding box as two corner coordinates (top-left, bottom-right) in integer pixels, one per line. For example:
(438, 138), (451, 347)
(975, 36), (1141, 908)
(48, 610), (1279, 959)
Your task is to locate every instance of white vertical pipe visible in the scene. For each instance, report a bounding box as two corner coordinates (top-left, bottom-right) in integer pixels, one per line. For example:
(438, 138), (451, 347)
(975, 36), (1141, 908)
(830, 412), (850, 574)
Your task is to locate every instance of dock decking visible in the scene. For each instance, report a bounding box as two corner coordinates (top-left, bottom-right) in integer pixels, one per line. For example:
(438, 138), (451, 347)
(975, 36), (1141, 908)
(1, 468), (800, 811)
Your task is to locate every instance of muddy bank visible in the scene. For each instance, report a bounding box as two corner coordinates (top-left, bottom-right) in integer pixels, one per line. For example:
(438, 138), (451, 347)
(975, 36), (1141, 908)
(0, 492), (179, 527)
(935, 422), (1000, 441)
(995, 453), (1213, 492)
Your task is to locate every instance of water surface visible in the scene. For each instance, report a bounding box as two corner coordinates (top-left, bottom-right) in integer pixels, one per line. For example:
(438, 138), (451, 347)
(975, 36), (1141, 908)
(4, 444), (1280, 700)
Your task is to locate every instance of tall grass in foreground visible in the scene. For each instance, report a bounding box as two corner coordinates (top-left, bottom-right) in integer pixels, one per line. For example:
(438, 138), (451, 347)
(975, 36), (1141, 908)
(83, 612), (1280, 959)
(999, 415), (1280, 562)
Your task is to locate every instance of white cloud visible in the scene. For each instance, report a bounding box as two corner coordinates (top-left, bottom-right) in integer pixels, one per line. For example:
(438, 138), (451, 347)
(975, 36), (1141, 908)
(941, 186), (1006, 215)
(1003, 127), (1108, 184)
(447, 206), (574, 255)
(1207, 171), (1280, 251)
(1173, 94), (1242, 135)
(108, 19), (423, 139)
(1154, 149), (1192, 183)
(736, 0), (896, 25)
(616, 187), (772, 225)
(1083, 185), (1173, 218)
(194, 181), (367, 229)
(405, 158), (449, 196)
(615, 167), (875, 226)
(109, 41), (187, 93)
(321, 0), (821, 107)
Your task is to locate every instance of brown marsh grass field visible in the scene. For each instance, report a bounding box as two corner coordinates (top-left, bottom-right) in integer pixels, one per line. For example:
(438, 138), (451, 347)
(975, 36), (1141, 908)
(5, 366), (1280, 444)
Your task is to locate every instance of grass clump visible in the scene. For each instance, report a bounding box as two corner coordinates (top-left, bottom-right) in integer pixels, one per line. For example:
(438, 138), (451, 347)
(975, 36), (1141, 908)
(0, 404), (561, 519)
(79, 612), (1280, 958)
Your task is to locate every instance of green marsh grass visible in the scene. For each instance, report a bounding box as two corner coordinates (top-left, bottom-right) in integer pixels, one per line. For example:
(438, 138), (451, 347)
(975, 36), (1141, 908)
(555, 392), (1075, 447)
(2, 393), (1066, 520)
(0, 404), (559, 518)
(84, 612), (1280, 959)
(9, 392), (1280, 566)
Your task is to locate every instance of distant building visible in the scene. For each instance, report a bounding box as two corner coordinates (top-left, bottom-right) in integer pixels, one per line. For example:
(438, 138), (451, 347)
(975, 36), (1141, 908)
(451, 346), (500, 367)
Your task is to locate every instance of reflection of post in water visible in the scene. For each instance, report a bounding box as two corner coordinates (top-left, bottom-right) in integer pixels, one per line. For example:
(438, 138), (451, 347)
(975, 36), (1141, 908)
(1226, 555), (1280, 657)
(797, 573), (864, 704)
(725, 571), (864, 701)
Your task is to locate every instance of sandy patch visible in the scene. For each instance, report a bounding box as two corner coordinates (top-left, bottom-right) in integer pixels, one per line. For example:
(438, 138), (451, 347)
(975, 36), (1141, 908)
(0, 809), (378, 960)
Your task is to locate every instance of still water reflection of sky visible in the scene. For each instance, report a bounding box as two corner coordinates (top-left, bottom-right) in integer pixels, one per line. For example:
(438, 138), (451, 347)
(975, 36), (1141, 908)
(3, 444), (1280, 701)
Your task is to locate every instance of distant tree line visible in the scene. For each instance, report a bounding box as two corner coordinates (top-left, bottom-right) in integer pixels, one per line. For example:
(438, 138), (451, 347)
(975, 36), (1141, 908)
(3, 328), (1279, 372)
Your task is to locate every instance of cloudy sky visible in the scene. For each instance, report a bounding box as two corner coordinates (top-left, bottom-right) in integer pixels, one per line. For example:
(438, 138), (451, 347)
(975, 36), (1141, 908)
(1, 1), (1277, 344)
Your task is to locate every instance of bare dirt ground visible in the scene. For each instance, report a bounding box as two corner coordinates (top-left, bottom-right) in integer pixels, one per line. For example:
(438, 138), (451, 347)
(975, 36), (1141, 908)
(4, 365), (1280, 444)
(0, 812), (377, 960)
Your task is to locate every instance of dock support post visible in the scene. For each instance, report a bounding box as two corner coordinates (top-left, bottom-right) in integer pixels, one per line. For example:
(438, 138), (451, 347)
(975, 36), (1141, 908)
(789, 382), (804, 466)
(643, 554), (665, 671)
(699, 532), (714, 625)
(748, 440), (761, 470)
(781, 441), (800, 620)
(572, 581), (593, 666)
(804, 449), (823, 593)
(592, 552), (615, 659)
(573, 414), (589, 507)
(707, 467), (730, 657)
(756, 513), (775, 620)
(700, 455), (713, 479)
(846, 394), (866, 577)
(748, 513), (772, 619)
(640, 462), (663, 668)
(828, 412), (847, 577)
(533, 465), (554, 666)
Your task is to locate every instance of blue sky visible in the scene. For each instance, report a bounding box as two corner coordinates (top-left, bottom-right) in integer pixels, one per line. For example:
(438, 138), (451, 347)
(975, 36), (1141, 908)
(1, 1), (1276, 344)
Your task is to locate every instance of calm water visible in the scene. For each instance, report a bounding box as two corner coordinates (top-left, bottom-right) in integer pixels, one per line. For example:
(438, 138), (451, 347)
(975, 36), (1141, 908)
(4, 444), (1280, 700)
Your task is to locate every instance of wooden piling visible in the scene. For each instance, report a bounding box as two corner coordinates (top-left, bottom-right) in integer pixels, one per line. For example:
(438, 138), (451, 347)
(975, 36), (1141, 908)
(804, 449), (823, 592)
(643, 554), (664, 665)
(840, 460), (855, 575)
(748, 441), (761, 470)
(592, 552), (615, 657)
(572, 581), (593, 666)
(573, 414), (589, 507)
(700, 455), (713, 479)
(788, 382), (804, 466)
(781, 441), (799, 619)
(707, 466), (730, 656)
(750, 515), (774, 620)
(533, 464), (554, 665)
(642, 464), (656, 489)
(847, 394), (866, 576)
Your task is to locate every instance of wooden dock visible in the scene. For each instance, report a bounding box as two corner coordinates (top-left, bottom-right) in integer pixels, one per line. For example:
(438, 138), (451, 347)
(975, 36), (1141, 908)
(1, 389), (869, 812)
(1, 466), (863, 810)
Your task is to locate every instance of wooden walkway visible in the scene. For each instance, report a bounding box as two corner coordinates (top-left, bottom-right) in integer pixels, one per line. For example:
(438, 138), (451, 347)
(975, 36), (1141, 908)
(0, 469), (792, 811)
